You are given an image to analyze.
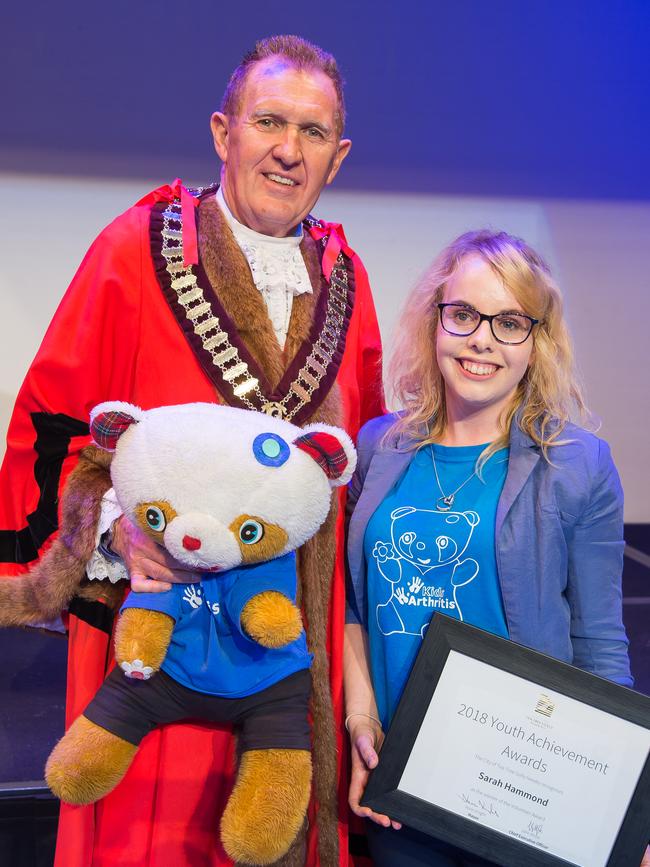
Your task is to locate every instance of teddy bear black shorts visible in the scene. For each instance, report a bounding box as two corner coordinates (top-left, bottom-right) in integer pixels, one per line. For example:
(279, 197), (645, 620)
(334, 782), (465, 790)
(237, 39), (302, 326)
(84, 666), (312, 751)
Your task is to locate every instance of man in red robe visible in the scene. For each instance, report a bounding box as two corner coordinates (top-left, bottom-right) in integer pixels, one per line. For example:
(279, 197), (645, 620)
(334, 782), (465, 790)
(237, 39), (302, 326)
(0, 35), (383, 867)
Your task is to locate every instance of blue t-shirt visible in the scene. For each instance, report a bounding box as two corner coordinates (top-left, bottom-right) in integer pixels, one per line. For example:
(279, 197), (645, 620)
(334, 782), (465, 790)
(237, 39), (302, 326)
(364, 443), (509, 726)
(121, 552), (312, 698)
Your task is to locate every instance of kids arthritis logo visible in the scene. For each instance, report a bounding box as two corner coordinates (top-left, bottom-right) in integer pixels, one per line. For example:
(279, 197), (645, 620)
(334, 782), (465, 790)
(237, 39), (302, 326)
(372, 506), (480, 637)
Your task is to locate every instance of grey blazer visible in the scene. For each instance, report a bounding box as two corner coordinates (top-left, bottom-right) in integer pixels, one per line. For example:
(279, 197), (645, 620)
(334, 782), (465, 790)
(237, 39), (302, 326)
(346, 413), (632, 686)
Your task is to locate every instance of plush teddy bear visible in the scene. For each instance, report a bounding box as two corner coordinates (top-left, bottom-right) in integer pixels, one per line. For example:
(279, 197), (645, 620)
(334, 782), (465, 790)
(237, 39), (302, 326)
(40, 401), (356, 866)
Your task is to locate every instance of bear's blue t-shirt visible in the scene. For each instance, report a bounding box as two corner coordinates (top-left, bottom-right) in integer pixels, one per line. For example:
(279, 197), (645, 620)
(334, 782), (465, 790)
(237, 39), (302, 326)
(364, 443), (509, 727)
(120, 552), (312, 698)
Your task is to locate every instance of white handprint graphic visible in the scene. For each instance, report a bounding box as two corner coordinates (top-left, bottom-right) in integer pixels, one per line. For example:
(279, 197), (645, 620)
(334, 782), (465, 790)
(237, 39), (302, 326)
(182, 585), (204, 610)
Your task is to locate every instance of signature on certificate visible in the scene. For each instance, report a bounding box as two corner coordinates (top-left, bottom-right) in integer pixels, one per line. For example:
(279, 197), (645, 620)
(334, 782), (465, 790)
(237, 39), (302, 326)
(460, 793), (499, 817)
(527, 820), (544, 838)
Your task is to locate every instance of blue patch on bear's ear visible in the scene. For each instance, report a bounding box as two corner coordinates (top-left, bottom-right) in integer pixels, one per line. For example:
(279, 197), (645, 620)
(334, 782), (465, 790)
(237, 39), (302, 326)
(253, 433), (290, 467)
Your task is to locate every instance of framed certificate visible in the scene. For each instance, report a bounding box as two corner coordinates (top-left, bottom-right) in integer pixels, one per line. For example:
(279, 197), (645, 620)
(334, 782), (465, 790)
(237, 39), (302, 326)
(361, 614), (650, 867)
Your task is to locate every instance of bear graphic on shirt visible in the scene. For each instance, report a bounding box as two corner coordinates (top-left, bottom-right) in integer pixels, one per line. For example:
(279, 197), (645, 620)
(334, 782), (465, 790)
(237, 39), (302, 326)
(372, 506), (480, 637)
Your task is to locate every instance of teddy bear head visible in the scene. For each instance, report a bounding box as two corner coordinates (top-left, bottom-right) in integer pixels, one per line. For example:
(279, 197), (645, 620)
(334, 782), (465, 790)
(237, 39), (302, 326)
(90, 401), (356, 573)
(389, 506), (480, 570)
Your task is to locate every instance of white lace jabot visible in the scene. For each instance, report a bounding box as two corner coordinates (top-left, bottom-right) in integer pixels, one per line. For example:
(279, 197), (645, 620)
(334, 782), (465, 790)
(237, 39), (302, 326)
(216, 187), (313, 348)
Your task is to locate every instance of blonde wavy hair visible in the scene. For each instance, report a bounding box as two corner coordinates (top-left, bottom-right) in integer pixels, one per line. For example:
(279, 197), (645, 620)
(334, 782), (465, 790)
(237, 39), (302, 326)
(387, 229), (590, 464)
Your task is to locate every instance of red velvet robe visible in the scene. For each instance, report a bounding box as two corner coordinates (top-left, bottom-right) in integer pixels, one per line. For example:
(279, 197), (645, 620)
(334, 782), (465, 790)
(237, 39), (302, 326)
(0, 182), (384, 866)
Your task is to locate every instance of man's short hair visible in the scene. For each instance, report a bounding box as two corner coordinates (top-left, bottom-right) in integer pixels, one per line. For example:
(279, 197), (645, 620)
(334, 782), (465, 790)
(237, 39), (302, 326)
(221, 35), (346, 136)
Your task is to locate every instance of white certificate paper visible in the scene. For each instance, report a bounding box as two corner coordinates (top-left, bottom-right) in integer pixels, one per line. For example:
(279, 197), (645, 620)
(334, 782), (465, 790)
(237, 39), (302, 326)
(399, 651), (650, 867)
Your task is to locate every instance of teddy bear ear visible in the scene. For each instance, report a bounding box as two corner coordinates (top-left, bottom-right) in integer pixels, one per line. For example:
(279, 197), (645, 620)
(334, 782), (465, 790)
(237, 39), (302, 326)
(293, 424), (357, 488)
(89, 401), (144, 452)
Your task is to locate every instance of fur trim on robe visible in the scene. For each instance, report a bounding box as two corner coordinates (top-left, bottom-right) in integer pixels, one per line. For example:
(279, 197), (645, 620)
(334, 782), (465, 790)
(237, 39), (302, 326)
(199, 197), (342, 867)
(0, 446), (123, 626)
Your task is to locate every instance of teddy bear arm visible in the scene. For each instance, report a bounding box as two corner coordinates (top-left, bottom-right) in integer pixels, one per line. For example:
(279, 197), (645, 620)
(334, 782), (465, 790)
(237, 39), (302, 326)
(451, 557), (480, 587)
(241, 591), (303, 648)
(114, 608), (174, 674)
(377, 555), (403, 584)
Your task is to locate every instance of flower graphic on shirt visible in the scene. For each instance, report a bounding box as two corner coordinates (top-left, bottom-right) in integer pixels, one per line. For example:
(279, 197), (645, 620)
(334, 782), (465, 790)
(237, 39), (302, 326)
(120, 659), (154, 680)
(182, 585), (203, 609)
(372, 541), (394, 564)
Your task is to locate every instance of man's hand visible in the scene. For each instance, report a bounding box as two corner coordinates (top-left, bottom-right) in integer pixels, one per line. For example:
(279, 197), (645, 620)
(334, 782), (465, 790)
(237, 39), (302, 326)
(640, 845), (650, 867)
(348, 718), (401, 830)
(110, 515), (198, 592)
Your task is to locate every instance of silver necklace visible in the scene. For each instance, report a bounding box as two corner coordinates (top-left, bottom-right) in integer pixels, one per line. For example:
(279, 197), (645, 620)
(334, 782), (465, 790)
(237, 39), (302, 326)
(430, 446), (477, 512)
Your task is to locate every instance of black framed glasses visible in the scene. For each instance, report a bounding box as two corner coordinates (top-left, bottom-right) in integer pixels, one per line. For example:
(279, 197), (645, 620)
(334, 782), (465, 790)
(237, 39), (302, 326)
(437, 303), (538, 345)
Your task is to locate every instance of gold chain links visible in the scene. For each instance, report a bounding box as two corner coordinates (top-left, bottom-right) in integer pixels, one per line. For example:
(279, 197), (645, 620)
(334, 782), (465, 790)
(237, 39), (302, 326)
(161, 199), (349, 420)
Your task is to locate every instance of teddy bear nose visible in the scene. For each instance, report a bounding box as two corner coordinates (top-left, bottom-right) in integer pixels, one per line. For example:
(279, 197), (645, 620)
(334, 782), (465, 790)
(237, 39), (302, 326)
(182, 535), (202, 551)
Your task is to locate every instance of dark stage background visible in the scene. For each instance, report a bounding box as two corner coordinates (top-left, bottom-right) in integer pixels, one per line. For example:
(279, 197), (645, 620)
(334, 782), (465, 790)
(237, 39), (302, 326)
(2, 1), (649, 199)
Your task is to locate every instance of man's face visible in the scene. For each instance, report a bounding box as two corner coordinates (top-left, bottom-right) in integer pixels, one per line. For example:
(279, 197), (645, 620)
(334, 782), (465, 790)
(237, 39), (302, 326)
(211, 58), (351, 237)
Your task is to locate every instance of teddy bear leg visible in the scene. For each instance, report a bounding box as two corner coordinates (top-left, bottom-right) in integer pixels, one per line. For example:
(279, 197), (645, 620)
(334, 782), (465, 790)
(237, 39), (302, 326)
(45, 714), (138, 805)
(377, 599), (405, 634)
(220, 748), (312, 865)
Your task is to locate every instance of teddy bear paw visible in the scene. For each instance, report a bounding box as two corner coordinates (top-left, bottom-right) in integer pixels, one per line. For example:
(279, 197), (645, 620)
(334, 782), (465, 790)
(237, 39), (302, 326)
(45, 715), (138, 805)
(221, 748), (311, 865)
(120, 659), (154, 680)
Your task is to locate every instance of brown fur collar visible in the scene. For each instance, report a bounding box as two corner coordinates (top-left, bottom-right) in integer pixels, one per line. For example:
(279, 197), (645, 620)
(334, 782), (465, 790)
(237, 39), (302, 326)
(198, 195), (341, 423)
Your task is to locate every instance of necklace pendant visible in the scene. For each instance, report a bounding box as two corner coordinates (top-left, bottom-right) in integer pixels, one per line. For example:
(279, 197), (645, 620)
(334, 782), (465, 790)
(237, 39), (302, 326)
(437, 494), (455, 512)
(261, 401), (287, 419)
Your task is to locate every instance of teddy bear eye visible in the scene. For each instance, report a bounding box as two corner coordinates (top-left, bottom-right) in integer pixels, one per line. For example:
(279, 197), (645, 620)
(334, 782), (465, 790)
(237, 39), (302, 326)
(239, 520), (264, 545)
(145, 506), (167, 532)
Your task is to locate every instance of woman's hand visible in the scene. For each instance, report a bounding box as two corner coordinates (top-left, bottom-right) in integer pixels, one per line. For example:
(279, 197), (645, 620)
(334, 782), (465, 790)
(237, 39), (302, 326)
(348, 717), (402, 830)
(111, 515), (199, 592)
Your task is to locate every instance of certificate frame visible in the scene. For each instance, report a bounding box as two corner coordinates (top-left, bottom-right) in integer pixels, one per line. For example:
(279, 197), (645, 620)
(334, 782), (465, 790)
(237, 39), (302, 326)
(361, 614), (650, 867)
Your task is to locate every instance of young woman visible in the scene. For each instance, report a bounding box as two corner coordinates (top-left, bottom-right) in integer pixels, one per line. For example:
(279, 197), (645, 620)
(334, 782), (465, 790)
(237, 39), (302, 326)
(344, 230), (637, 865)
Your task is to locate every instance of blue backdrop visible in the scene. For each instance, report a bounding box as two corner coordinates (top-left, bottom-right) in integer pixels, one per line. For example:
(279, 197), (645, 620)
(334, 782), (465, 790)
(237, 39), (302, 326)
(2, 0), (649, 198)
